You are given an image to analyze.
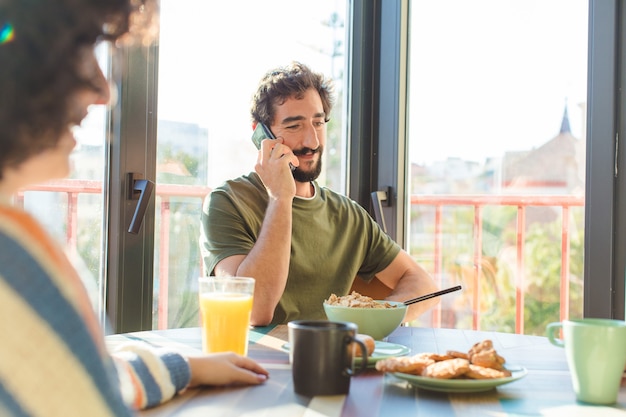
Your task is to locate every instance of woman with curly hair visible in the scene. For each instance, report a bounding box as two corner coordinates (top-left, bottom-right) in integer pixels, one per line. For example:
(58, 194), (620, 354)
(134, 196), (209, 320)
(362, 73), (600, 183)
(0, 1), (267, 415)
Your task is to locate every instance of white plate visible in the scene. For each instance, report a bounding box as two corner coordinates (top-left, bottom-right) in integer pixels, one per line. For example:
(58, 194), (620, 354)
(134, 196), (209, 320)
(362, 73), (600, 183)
(281, 341), (410, 368)
(392, 366), (528, 393)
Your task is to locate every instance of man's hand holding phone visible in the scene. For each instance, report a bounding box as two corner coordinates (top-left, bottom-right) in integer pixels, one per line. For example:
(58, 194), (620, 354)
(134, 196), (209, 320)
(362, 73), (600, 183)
(252, 123), (298, 200)
(252, 123), (296, 171)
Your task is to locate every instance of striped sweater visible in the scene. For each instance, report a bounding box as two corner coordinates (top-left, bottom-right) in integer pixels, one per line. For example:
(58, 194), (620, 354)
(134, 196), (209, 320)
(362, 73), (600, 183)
(0, 202), (190, 416)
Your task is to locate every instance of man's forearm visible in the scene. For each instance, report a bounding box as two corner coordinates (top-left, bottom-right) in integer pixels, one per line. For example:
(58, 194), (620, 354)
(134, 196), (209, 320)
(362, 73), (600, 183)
(375, 251), (440, 322)
(386, 269), (439, 322)
(237, 198), (293, 325)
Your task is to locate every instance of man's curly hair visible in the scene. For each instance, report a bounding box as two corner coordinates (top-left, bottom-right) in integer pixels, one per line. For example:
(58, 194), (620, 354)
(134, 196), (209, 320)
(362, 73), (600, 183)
(250, 61), (335, 128)
(0, 0), (157, 179)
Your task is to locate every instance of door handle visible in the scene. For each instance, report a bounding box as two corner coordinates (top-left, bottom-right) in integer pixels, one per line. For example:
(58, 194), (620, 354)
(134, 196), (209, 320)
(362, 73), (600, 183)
(127, 172), (155, 234)
(371, 186), (392, 234)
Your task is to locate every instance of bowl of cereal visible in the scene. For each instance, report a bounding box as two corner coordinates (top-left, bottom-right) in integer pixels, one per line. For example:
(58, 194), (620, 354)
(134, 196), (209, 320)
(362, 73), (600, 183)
(323, 292), (407, 340)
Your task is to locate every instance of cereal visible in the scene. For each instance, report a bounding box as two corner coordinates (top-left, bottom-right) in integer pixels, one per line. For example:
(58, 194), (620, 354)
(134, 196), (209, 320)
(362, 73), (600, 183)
(376, 339), (511, 380)
(325, 291), (397, 309)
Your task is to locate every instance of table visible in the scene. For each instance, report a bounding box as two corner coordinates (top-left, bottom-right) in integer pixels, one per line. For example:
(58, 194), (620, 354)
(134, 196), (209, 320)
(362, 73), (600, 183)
(105, 325), (626, 416)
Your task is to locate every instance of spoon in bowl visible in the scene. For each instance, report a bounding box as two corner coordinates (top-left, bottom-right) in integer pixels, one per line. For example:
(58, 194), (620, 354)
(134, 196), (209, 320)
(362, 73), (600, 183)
(403, 285), (462, 306)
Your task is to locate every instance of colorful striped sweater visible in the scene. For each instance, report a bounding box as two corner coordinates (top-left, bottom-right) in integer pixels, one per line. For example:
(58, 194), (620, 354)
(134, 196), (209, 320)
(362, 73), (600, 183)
(0, 201), (191, 416)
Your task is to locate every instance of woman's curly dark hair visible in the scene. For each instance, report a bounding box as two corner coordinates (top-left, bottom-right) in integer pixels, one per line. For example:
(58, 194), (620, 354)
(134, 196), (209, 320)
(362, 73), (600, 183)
(0, 0), (157, 179)
(250, 61), (335, 127)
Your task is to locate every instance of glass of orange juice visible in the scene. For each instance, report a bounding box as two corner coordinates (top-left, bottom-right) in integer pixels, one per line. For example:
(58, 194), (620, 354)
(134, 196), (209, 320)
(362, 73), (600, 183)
(198, 276), (255, 356)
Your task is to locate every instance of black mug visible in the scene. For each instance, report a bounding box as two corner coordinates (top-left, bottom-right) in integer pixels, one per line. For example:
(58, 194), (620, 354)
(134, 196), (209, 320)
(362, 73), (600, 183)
(288, 320), (368, 396)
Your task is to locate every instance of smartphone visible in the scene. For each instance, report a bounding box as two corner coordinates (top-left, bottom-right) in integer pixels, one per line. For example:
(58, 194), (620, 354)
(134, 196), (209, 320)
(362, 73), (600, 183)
(251, 122), (296, 171)
(251, 122), (275, 149)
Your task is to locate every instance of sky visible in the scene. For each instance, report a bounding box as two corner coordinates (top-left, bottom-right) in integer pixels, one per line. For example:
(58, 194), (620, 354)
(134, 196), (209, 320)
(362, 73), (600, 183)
(156, 0), (347, 183)
(157, 0), (344, 124)
(409, 0), (588, 164)
(152, 0), (588, 182)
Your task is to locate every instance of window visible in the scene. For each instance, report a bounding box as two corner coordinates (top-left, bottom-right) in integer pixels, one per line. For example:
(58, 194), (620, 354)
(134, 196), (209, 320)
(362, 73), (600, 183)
(152, 0), (349, 329)
(19, 43), (110, 322)
(406, 1), (588, 335)
(24, 0), (625, 333)
(370, 0), (626, 332)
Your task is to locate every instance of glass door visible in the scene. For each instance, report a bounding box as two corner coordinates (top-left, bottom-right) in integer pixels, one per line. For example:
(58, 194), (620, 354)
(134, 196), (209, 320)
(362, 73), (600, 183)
(407, 0), (588, 335)
(19, 43), (110, 320)
(153, 0), (349, 329)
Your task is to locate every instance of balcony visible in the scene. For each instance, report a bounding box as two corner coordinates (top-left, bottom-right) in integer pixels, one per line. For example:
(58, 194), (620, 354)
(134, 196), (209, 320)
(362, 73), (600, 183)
(19, 179), (584, 334)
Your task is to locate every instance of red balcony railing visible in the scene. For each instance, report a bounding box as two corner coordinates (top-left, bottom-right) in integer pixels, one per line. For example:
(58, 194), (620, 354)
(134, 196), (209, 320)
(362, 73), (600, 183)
(18, 179), (584, 334)
(410, 194), (584, 334)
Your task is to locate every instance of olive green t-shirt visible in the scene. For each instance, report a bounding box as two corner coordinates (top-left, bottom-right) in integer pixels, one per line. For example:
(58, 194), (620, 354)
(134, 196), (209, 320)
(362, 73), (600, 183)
(200, 172), (400, 324)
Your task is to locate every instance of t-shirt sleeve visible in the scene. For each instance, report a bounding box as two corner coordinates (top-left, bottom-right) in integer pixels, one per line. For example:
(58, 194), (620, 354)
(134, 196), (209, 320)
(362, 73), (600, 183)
(200, 186), (262, 275)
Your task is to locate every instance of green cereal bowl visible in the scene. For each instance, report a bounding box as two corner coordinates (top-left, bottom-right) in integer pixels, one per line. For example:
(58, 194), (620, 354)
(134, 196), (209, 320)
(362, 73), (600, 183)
(323, 300), (407, 340)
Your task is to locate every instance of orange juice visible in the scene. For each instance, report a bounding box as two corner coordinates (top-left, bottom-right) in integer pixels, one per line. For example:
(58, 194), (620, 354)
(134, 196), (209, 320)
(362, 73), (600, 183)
(199, 292), (253, 355)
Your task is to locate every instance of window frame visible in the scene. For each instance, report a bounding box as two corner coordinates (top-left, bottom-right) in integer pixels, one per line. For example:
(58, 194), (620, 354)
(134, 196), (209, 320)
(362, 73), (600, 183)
(105, 0), (625, 332)
(585, 0), (626, 318)
(105, 44), (159, 333)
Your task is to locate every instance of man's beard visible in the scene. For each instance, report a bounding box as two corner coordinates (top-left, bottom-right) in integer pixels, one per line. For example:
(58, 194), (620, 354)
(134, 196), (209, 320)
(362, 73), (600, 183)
(292, 145), (323, 183)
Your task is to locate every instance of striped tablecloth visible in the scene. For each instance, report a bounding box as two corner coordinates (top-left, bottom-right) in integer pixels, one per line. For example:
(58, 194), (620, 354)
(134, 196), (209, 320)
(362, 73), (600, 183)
(105, 325), (626, 417)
